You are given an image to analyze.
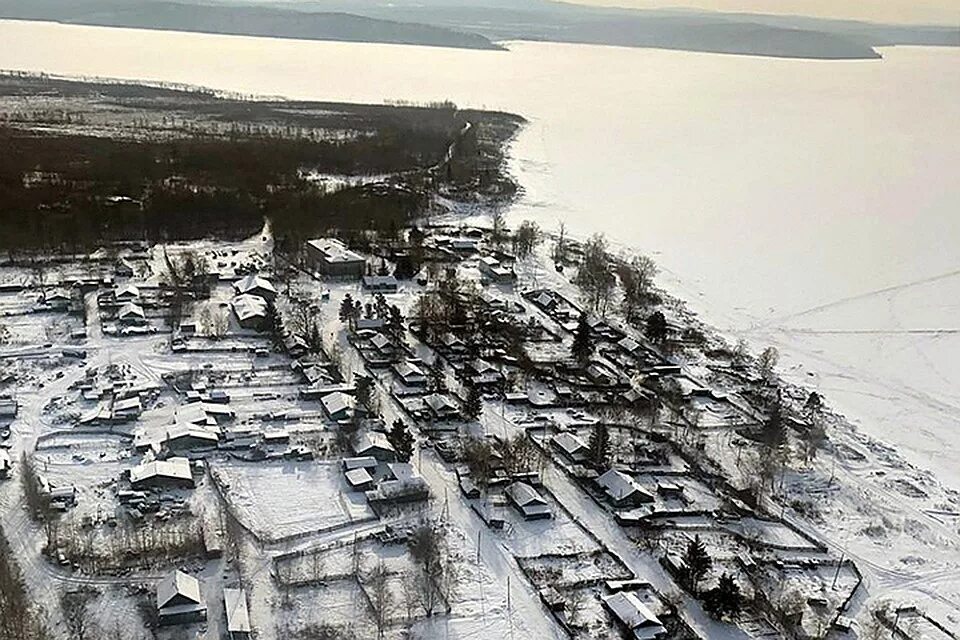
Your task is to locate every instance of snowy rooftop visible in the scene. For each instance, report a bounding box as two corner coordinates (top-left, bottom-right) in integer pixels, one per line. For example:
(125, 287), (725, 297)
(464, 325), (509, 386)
(157, 570), (202, 609)
(307, 238), (365, 264)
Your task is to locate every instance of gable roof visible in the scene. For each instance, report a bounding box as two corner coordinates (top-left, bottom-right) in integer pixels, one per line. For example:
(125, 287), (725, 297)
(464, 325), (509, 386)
(505, 481), (547, 507)
(118, 301), (145, 319)
(231, 294), (268, 322)
(355, 431), (395, 455)
(602, 591), (664, 634)
(321, 391), (355, 418)
(553, 432), (588, 455)
(394, 361), (426, 380)
(116, 284), (141, 300)
(596, 469), (651, 502)
(157, 570), (202, 610)
(130, 457), (192, 485)
(424, 393), (458, 414)
(234, 274), (277, 297)
(223, 588), (251, 634)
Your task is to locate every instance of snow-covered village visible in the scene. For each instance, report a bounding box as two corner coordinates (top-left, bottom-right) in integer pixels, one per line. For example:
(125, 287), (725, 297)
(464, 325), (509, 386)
(0, 72), (959, 640)
(1, 215), (957, 640)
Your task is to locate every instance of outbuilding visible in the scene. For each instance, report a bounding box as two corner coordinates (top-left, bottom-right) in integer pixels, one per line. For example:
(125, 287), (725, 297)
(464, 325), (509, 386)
(223, 588), (251, 640)
(601, 591), (667, 640)
(362, 275), (399, 293)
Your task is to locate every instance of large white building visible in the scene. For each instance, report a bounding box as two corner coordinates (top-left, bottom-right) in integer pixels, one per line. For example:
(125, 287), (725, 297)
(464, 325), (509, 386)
(305, 238), (366, 278)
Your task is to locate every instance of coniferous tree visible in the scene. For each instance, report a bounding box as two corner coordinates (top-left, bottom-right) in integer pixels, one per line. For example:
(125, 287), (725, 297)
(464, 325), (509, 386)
(387, 305), (405, 345)
(703, 573), (742, 619)
(387, 419), (414, 463)
(587, 423), (610, 468)
(339, 294), (356, 324)
(645, 310), (668, 344)
(571, 312), (593, 365)
(682, 534), (713, 594)
(463, 380), (482, 421)
(429, 358), (447, 393)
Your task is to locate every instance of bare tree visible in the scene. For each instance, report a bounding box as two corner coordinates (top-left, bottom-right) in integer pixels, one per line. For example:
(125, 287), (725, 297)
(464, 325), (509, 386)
(364, 561), (394, 638)
(552, 222), (567, 264)
(511, 220), (542, 260)
(574, 234), (616, 315)
(407, 521), (459, 617)
(758, 346), (779, 381)
(60, 588), (99, 640)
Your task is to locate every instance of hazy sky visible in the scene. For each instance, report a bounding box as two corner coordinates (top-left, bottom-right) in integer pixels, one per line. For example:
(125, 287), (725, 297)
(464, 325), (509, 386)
(575, 0), (960, 25)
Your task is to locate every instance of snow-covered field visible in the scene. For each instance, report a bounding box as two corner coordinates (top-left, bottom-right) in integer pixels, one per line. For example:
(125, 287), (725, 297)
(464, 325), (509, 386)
(211, 460), (376, 542)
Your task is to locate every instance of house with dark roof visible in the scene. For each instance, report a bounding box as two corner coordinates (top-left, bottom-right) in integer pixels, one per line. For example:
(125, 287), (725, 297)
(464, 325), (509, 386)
(424, 393), (460, 421)
(552, 432), (589, 463)
(393, 361), (428, 388)
(362, 275), (399, 293)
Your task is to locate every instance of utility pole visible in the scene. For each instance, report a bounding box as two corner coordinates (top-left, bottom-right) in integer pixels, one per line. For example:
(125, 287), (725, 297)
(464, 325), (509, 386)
(476, 529), (481, 563)
(831, 552), (844, 589)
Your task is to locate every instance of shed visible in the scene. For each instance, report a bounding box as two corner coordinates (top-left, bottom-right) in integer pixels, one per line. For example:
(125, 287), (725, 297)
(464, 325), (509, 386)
(345, 467), (375, 491)
(223, 588), (251, 639)
(362, 275), (399, 293)
(601, 591), (667, 640)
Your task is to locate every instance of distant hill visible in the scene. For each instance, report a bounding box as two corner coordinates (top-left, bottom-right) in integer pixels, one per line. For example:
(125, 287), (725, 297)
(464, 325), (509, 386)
(0, 0), (503, 50)
(2, 0), (957, 58)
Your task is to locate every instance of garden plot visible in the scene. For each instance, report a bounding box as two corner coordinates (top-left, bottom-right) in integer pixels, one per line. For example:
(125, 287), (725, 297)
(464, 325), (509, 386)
(517, 550), (631, 589)
(274, 577), (379, 639)
(499, 494), (599, 557)
(211, 460), (375, 542)
(721, 516), (820, 551)
(754, 560), (860, 628)
(889, 608), (956, 640)
(1, 310), (73, 344)
(277, 537), (417, 586)
(82, 584), (153, 640)
(35, 442), (135, 521)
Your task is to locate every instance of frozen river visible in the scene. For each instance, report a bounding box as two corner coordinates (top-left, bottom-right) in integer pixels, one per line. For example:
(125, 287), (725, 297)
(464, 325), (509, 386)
(2, 19), (959, 489)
